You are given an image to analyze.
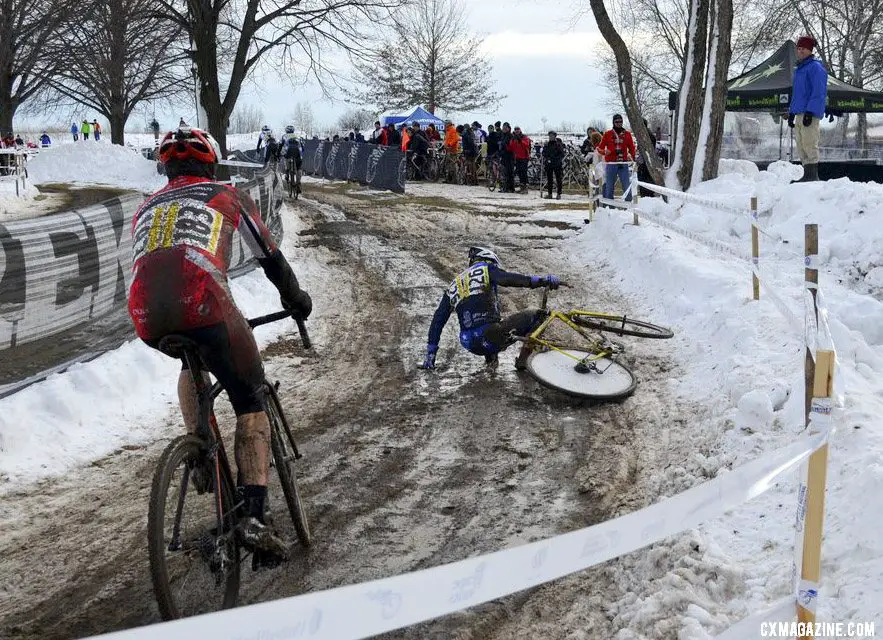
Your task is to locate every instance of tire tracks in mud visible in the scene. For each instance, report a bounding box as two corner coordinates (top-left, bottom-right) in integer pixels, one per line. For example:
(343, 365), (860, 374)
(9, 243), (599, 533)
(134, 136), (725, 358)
(2, 185), (689, 639)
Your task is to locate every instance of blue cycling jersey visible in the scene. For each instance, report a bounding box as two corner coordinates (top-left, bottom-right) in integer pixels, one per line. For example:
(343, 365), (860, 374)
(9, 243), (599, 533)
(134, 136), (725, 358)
(427, 262), (537, 351)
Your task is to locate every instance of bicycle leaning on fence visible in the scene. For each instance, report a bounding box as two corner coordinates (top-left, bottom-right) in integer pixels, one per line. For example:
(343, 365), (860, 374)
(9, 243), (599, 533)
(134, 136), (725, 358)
(514, 287), (673, 400)
(147, 309), (312, 620)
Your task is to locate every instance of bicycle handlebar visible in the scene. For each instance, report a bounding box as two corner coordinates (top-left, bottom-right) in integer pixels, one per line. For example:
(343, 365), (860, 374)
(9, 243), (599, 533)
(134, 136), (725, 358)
(248, 310), (312, 349)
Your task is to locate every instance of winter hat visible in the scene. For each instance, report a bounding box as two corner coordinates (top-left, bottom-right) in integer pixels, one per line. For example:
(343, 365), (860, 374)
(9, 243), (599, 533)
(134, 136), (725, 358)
(612, 114), (623, 124)
(797, 35), (816, 50)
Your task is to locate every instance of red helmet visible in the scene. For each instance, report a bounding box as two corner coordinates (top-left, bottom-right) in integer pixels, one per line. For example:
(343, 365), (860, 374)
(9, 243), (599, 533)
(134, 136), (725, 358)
(158, 126), (220, 165)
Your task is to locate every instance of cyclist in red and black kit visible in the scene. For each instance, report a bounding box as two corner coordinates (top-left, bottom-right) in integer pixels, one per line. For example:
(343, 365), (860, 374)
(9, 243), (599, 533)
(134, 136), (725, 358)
(128, 125), (311, 566)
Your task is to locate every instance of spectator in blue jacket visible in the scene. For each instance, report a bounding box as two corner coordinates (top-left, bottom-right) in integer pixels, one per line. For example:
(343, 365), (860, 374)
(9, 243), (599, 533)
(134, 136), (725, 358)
(70, 122), (79, 141)
(40, 132), (52, 147)
(788, 35), (827, 182)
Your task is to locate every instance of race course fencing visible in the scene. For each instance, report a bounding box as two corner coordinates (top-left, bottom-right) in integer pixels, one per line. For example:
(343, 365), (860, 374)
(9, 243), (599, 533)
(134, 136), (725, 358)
(87, 182), (839, 640)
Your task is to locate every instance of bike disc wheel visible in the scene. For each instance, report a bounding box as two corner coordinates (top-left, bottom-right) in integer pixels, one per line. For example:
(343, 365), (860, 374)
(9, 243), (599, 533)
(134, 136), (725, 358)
(148, 435), (240, 620)
(571, 313), (673, 339)
(526, 349), (636, 400)
(267, 396), (311, 546)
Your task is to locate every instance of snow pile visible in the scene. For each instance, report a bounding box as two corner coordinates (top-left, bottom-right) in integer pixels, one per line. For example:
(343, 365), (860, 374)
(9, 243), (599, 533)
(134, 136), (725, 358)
(27, 141), (165, 192)
(549, 169), (883, 636)
(0, 176), (40, 217)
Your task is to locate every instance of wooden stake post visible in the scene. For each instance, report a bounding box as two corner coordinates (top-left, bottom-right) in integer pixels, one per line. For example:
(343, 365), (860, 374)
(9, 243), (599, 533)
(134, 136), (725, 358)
(751, 196), (759, 300)
(797, 223), (834, 638)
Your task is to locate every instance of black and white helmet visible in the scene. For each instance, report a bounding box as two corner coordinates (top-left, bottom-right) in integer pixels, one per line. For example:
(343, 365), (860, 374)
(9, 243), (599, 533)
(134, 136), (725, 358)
(468, 246), (502, 269)
(285, 125), (295, 134)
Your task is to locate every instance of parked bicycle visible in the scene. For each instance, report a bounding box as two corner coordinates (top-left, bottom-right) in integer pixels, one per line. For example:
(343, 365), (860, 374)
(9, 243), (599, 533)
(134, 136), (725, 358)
(148, 309), (312, 620)
(515, 288), (673, 400)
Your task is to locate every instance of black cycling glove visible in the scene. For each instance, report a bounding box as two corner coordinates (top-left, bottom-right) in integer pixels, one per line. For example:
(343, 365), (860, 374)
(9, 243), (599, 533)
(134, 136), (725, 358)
(787, 114), (795, 128)
(802, 113), (813, 127)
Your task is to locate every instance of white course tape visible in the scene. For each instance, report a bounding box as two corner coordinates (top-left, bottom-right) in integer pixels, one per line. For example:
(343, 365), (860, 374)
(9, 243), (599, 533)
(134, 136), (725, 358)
(755, 270), (805, 341)
(88, 431), (830, 640)
(714, 596), (796, 639)
(797, 579), (820, 613)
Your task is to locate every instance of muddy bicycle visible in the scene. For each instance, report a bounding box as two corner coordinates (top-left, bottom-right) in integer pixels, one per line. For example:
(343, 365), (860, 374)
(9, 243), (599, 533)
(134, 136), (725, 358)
(147, 310), (312, 620)
(283, 157), (301, 199)
(516, 288), (673, 400)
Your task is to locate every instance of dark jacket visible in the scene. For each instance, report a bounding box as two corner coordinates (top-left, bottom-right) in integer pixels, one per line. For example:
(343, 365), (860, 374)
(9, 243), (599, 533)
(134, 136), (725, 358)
(543, 138), (565, 167)
(408, 129), (430, 155)
(499, 131), (513, 157)
(486, 130), (500, 155)
(386, 128), (401, 147)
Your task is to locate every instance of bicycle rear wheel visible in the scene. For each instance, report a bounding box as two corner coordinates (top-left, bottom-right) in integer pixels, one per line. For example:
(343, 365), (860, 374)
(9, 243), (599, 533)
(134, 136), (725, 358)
(571, 312), (673, 339)
(526, 349), (636, 400)
(148, 435), (240, 620)
(266, 390), (311, 546)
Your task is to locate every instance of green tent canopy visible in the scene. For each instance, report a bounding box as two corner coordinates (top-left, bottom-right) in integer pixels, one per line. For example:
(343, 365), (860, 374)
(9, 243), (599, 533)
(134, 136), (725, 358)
(668, 41), (883, 113)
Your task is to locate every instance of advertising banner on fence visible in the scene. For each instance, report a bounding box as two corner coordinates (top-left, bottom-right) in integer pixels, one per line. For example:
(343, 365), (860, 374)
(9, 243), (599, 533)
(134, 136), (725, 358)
(0, 167), (283, 355)
(302, 140), (406, 193)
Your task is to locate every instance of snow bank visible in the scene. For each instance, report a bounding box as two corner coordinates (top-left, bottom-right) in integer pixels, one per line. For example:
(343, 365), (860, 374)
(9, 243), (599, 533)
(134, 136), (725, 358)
(27, 141), (165, 192)
(0, 177), (40, 218)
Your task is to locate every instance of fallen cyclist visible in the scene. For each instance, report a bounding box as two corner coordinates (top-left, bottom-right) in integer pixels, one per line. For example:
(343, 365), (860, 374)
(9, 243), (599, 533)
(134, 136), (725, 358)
(421, 246), (560, 370)
(127, 124), (312, 568)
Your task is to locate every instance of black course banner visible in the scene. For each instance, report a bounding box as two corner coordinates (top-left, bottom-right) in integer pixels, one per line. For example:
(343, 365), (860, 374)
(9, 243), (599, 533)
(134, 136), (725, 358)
(301, 139), (405, 193)
(0, 164), (282, 354)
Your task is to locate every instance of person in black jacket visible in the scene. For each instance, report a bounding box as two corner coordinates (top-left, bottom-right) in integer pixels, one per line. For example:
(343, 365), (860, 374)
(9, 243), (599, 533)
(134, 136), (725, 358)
(499, 122), (514, 192)
(407, 125), (430, 179)
(542, 131), (566, 199)
(385, 123), (401, 147)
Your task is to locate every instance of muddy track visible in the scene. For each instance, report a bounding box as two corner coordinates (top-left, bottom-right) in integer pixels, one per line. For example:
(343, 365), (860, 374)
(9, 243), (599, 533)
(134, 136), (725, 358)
(1, 183), (688, 639)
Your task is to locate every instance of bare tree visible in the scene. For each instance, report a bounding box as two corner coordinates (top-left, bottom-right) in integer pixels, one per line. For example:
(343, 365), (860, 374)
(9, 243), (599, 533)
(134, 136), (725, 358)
(47, 0), (188, 145)
(0, 0), (78, 134)
(589, 0), (666, 185)
(155, 0), (400, 155)
(292, 102), (316, 136)
(229, 104), (265, 133)
(337, 108), (375, 132)
(348, 0), (504, 114)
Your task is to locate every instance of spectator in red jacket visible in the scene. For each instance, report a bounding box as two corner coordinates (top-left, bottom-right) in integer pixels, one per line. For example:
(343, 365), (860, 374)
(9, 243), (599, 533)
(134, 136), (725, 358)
(507, 126), (532, 193)
(598, 114), (636, 201)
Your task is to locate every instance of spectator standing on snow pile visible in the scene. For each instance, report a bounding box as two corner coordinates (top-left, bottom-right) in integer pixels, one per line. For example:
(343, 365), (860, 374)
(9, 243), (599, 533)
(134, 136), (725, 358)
(93, 119), (102, 141)
(40, 132), (52, 147)
(542, 131), (565, 199)
(14, 133), (24, 147)
(597, 114), (636, 202)
(71, 122), (79, 141)
(81, 119), (91, 140)
(788, 34), (827, 182)
(508, 126), (532, 194)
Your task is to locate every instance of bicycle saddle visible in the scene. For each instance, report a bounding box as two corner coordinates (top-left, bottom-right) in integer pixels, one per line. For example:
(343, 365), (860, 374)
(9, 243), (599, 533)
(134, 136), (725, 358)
(157, 335), (200, 359)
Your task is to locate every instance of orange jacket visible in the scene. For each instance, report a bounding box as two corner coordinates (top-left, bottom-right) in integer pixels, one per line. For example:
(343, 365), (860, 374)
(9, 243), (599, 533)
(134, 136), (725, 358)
(444, 125), (460, 153)
(401, 130), (410, 152)
(598, 128), (636, 163)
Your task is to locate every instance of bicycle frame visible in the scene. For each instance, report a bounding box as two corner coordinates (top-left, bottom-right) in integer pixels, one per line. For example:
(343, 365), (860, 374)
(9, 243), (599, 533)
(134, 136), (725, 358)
(525, 310), (619, 369)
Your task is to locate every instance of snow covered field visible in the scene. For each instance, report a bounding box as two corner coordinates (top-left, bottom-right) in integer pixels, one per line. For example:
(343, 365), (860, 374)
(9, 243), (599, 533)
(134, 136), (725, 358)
(1, 143), (881, 638)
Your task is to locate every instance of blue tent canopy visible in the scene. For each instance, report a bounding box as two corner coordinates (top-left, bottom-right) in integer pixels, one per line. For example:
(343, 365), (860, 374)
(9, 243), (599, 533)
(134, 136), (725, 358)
(382, 106), (445, 128)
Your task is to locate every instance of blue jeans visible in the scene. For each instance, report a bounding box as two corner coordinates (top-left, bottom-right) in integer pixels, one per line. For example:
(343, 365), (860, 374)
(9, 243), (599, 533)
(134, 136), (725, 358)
(603, 164), (631, 201)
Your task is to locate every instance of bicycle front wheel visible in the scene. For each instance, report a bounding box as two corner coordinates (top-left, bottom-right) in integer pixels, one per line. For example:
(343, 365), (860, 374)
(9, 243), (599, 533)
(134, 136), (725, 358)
(571, 312), (673, 339)
(267, 391), (311, 546)
(526, 349), (636, 400)
(148, 435), (240, 620)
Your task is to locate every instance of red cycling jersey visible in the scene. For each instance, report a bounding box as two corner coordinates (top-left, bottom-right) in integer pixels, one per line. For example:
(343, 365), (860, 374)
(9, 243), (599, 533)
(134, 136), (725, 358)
(128, 176), (276, 340)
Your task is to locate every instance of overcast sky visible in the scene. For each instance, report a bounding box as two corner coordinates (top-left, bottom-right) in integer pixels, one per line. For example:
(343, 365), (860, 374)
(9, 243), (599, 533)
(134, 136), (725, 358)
(171, 0), (616, 136)
(15, 1), (619, 136)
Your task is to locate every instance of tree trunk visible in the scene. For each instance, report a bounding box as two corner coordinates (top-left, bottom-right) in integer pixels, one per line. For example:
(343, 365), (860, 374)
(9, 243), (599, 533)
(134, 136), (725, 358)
(189, 4), (228, 153)
(672, 0), (710, 190)
(109, 108), (126, 145)
(589, 0), (665, 185)
(0, 71), (18, 135)
(699, 0), (733, 181)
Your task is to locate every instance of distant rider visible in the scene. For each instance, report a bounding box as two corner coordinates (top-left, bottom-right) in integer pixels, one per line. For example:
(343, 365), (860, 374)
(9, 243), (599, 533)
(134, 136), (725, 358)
(422, 246), (560, 369)
(280, 125), (303, 193)
(127, 125), (312, 568)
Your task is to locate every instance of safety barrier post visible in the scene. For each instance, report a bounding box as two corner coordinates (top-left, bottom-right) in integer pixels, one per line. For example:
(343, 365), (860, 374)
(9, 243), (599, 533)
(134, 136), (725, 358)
(751, 197), (759, 300)
(633, 187), (640, 225)
(797, 223), (833, 638)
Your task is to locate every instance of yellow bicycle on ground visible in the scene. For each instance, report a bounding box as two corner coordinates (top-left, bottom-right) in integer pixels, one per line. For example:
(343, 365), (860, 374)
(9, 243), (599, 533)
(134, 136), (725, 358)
(515, 288), (673, 400)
